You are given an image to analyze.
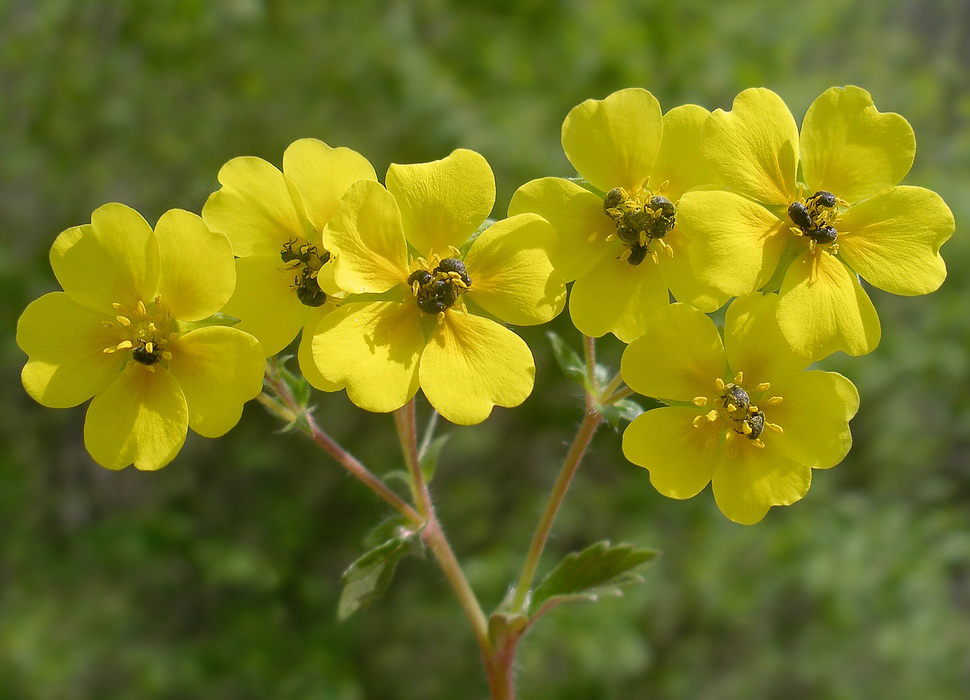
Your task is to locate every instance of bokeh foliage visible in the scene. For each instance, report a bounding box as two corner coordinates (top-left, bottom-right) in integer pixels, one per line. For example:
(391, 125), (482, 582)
(2, 0), (969, 698)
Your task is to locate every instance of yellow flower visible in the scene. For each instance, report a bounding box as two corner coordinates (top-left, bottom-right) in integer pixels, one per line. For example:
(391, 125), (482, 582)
(308, 149), (567, 424)
(17, 204), (265, 471)
(677, 87), (954, 359)
(509, 88), (723, 342)
(621, 294), (859, 524)
(202, 138), (376, 387)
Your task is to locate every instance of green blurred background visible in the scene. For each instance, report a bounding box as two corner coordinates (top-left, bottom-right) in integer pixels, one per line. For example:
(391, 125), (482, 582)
(2, 0), (969, 698)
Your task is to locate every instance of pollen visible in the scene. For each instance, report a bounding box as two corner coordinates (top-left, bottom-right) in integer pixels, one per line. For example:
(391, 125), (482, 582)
(602, 186), (677, 267)
(101, 296), (178, 369)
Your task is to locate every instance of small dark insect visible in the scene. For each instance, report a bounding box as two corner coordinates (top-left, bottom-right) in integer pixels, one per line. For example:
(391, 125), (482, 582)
(435, 258), (471, 287)
(722, 384), (750, 412)
(807, 225), (838, 246)
(809, 190), (836, 209)
(746, 410), (766, 440)
(788, 202), (814, 230)
(615, 225), (639, 244)
(295, 269), (327, 307)
(627, 243), (648, 266)
(603, 187), (626, 214)
(647, 196), (676, 239)
(623, 210), (654, 234)
(408, 269), (433, 286)
(132, 343), (162, 366)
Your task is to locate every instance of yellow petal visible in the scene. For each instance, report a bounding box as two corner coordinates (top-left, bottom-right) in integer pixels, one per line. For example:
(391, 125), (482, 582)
(282, 138), (377, 234)
(50, 204), (160, 314)
(155, 209), (236, 322)
(800, 86), (915, 203)
(651, 103), (716, 201)
(463, 214), (566, 326)
(202, 156), (308, 257)
(702, 88), (798, 206)
(777, 251), (881, 359)
(676, 190), (789, 296)
(385, 149), (495, 255)
(508, 177), (612, 281)
(166, 326), (265, 438)
(622, 406), (720, 499)
(724, 293), (810, 387)
(657, 234), (731, 313)
(561, 88), (663, 194)
(311, 301), (423, 412)
(298, 307), (341, 392)
(419, 312), (534, 425)
(711, 444), (811, 524)
(768, 370), (859, 470)
(569, 251), (669, 343)
(84, 363), (188, 471)
(837, 186), (953, 295)
(220, 255), (310, 356)
(323, 180), (411, 294)
(621, 302), (725, 402)
(18, 292), (124, 408)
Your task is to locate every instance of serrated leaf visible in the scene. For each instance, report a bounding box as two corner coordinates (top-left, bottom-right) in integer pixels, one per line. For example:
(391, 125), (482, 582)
(597, 398), (645, 431)
(530, 541), (658, 616)
(337, 536), (412, 622)
(419, 433), (450, 483)
(178, 311), (241, 333)
(547, 331), (587, 386)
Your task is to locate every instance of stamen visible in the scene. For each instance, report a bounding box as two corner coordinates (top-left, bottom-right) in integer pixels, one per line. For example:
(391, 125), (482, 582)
(757, 382), (771, 391)
(766, 396), (784, 406)
(752, 439), (766, 449)
(733, 371), (743, 385)
(692, 396), (708, 407)
(748, 405), (759, 413)
(767, 423), (783, 434)
(726, 403), (737, 414)
(715, 378), (725, 391)
(116, 315), (131, 326)
(116, 340), (133, 350)
(112, 303), (125, 312)
(101, 320), (114, 328)
(136, 300), (147, 316)
(705, 410), (718, 423)
(693, 415), (707, 428)
(741, 422), (753, 435)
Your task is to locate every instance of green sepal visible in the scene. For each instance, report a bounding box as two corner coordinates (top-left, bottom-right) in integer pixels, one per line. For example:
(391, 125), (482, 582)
(530, 541), (659, 617)
(458, 217), (497, 256)
(758, 238), (801, 293)
(419, 433), (449, 483)
(177, 311), (241, 333)
(337, 523), (422, 622)
(547, 331), (587, 386)
(596, 398), (645, 431)
(567, 176), (605, 198)
(277, 354), (312, 410)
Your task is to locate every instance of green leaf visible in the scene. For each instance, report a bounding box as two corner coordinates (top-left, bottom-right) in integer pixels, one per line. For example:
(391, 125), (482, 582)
(178, 311), (241, 333)
(419, 433), (449, 483)
(278, 356), (312, 409)
(547, 331), (587, 386)
(530, 541), (659, 616)
(597, 398), (645, 431)
(338, 534), (416, 622)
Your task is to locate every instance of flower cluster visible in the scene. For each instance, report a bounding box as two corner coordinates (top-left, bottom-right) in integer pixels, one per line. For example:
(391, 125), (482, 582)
(18, 88), (952, 523)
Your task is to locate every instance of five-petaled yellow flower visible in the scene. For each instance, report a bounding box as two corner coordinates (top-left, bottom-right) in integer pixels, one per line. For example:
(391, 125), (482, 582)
(509, 87), (724, 342)
(308, 149), (567, 424)
(677, 86), (954, 359)
(621, 294), (859, 524)
(202, 138), (376, 387)
(17, 204), (265, 471)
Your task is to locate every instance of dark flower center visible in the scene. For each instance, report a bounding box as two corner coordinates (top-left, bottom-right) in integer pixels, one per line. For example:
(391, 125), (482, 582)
(603, 187), (676, 266)
(787, 190), (841, 251)
(409, 257), (471, 314)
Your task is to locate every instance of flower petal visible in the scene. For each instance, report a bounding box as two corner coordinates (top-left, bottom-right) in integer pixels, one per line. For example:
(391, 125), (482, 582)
(676, 190), (789, 296)
(777, 251), (881, 359)
(703, 88), (798, 206)
(419, 312), (534, 425)
(768, 370), (859, 470)
(282, 138), (377, 234)
(202, 156), (308, 257)
(18, 292), (124, 408)
(724, 293), (810, 387)
(463, 214), (566, 326)
(651, 103), (716, 201)
(658, 234), (731, 313)
(385, 149), (495, 255)
(569, 252), (669, 343)
(800, 86), (915, 203)
(508, 177), (612, 281)
(297, 307), (341, 392)
(155, 209), (236, 321)
(837, 186), (953, 295)
(166, 326), (265, 438)
(561, 88), (663, 194)
(220, 255), (310, 356)
(323, 179), (411, 294)
(311, 301), (423, 411)
(50, 204), (160, 314)
(711, 444), (811, 524)
(621, 302), (726, 402)
(622, 406), (720, 499)
(84, 364), (188, 471)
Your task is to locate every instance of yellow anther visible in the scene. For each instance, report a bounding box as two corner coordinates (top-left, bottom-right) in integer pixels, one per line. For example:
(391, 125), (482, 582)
(692, 396), (708, 407)
(116, 315), (131, 326)
(752, 439), (766, 449)
(749, 405), (759, 414)
(112, 302), (125, 312)
(741, 422), (753, 435)
(101, 320), (114, 328)
(767, 423), (783, 434)
(145, 342), (154, 353)
(693, 415), (706, 428)
(767, 396), (784, 406)
(733, 371), (743, 385)
(726, 403), (737, 414)
(757, 382), (771, 391)
(649, 250), (659, 264)
(116, 340), (133, 351)
(147, 322), (157, 332)
(136, 300), (147, 316)
(705, 409), (719, 423)
(161, 351), (173, 360)
(715, 377), (725, 391)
